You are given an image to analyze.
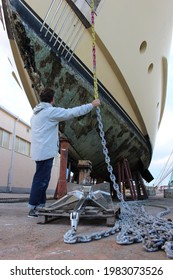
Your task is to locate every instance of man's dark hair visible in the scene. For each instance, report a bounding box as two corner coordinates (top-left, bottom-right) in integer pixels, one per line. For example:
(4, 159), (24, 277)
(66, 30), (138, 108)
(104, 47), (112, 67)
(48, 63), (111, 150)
(39, 87), (55, 103)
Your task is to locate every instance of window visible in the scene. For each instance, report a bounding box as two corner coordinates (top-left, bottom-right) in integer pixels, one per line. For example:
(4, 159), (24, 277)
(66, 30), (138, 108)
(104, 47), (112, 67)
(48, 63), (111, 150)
(0, 128), (10, 149)
(15, 136), (31, 156)
(74, 0), (101, 10)
(73, 0), (101, 17)
(86, 0), (101, 10)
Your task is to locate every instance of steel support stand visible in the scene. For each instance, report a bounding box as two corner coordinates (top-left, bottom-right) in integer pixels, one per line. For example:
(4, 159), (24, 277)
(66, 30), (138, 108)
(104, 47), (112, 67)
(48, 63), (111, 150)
(54, 138), (70, 199)
(116, 158), (137, 200)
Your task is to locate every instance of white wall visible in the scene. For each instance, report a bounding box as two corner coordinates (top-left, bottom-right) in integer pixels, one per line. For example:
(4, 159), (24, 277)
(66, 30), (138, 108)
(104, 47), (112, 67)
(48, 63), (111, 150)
(0, 106), (60, 193)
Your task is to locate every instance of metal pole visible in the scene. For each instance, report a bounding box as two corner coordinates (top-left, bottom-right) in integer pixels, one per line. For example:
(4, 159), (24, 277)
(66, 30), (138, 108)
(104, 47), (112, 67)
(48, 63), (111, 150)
(40, 0), (57, 32)
(45, 0), (64, 37)
(7, 117), (19, 192)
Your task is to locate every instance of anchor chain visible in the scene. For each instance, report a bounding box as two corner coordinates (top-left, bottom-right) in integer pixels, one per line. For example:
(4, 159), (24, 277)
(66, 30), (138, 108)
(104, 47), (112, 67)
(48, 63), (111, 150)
(63, 0), (173, 258)
(64, 223), (120, 244)
(96, 107), (129, 210)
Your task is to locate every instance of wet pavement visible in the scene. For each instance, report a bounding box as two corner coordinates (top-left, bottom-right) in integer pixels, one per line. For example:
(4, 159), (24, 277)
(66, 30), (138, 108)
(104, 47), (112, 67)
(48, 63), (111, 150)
(0, 190), (173, 260)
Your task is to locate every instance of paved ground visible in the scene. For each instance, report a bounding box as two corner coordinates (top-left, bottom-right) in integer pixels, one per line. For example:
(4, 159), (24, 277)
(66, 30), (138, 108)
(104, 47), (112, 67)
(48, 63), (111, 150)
(0, 191), (173, 260)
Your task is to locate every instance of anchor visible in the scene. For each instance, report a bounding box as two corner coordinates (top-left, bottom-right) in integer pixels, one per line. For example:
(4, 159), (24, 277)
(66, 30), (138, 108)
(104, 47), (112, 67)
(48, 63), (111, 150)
(36, 179), (118, 230)
(34, 0), (173, 256)
(36, 141), (119, 240)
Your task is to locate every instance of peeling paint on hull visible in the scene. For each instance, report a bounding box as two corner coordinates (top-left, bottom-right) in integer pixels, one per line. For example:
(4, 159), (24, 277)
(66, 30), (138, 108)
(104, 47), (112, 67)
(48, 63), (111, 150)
(2, 0), (153, 182)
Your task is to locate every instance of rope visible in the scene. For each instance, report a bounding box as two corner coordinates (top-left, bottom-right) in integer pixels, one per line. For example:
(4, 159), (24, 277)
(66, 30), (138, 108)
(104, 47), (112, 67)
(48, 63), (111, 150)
(91, 0), (98, 99)
(86, 0), (173, 259)
(90, 0), (128, 206)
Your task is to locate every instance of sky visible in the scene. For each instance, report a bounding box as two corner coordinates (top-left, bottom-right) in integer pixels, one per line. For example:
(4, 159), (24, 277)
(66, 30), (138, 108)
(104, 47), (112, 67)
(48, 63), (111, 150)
(148, 53), (173, 187)
(0, 4), (173, 187)
(0, 18), (33, 124)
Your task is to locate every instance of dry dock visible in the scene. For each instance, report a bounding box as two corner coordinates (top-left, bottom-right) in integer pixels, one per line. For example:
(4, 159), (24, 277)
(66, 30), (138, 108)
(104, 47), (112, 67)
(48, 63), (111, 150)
(0, 191), (173, 260)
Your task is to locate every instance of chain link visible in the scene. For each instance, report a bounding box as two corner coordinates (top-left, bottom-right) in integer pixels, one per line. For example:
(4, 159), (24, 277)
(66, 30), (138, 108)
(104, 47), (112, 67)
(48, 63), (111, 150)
(63, 106), (173, 257)
(96, 108), (126, 203)
(63, 0), (173, 259)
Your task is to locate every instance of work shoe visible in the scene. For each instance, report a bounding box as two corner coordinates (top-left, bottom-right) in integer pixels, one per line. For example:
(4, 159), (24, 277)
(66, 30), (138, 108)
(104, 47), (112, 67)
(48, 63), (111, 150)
(28, 208), (38, 218)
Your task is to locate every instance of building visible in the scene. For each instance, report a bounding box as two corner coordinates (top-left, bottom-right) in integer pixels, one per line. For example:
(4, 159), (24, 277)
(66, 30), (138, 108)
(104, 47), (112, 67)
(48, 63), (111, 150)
(0, 105), (60, 194)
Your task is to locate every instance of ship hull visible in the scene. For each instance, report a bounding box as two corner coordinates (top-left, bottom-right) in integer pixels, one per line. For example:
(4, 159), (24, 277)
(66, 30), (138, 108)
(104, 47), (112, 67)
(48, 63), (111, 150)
(2, 0), (173, 183)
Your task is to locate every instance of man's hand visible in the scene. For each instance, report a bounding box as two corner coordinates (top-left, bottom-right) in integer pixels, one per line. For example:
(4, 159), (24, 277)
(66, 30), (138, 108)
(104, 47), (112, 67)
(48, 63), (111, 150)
(92, 99), (101, 107)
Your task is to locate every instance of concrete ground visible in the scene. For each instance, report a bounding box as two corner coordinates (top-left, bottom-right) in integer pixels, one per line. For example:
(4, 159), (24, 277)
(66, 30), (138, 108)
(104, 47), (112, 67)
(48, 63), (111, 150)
(0, 190), (173, 260)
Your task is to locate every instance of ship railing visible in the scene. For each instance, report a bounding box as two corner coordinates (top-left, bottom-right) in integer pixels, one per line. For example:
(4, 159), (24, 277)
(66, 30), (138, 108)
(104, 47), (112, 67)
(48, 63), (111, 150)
(40, 0), (100, 62)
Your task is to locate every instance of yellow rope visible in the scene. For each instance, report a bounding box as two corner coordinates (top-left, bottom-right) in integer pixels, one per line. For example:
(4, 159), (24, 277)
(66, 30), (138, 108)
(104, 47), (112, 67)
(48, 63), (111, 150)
(91, 0), (99, 99)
